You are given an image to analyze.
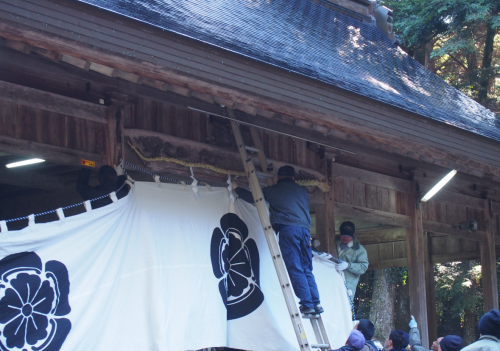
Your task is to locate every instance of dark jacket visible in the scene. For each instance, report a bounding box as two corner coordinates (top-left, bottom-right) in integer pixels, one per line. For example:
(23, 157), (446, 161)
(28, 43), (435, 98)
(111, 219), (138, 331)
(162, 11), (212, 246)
(332, 346), (361, 351)
(76, 168), (128, 209)
(234, 178), (311, 229)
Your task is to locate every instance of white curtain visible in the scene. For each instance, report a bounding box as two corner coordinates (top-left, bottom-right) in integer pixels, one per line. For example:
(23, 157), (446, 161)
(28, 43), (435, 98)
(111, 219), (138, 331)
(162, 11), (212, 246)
(0, 182), (352, 351)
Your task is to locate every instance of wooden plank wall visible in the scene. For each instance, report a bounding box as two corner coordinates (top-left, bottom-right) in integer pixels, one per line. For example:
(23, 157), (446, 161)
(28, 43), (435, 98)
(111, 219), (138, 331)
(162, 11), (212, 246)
(123, 97), (322, 171)
(0, 100), (107, 157)
(334, 177), (412, 216)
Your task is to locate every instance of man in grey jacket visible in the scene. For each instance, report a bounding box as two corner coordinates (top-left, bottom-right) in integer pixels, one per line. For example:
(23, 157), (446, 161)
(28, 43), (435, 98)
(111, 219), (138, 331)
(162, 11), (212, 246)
(335, 221), (369, 298)
(409, 316), (461, 351)
(461, 309), (500, 351)
(234, 165), (322, 315)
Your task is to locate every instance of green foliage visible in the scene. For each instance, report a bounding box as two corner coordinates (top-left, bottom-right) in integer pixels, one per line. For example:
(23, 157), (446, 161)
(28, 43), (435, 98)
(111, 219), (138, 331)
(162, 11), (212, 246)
(435, 261), (483, 335)
(355, 269), (375, 319)
(381, 0), (500, 109)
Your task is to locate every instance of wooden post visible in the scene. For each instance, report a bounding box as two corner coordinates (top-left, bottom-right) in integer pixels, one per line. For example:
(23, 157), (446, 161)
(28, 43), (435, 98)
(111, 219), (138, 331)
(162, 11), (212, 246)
(424, 232), (437, 344)
(106, 105), (118, 166)
(315, 159), (337, 256)
(406, 181), (429, 348)
(481, 200), (499, 311)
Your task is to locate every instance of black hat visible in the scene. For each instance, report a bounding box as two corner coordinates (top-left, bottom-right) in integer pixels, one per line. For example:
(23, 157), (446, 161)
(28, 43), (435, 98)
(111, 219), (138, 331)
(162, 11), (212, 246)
(98, 165), (118, 187)
(439, 336), (462, 351)
(357, 319), (375, 340)
(340, 221), (355, 237)
(478, 309), (500, 338)
(278, 165), (295, 177)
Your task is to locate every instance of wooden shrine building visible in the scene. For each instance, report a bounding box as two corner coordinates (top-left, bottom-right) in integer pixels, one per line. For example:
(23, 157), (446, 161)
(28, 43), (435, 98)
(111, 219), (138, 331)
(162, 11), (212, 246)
(0, 0), (499, 346)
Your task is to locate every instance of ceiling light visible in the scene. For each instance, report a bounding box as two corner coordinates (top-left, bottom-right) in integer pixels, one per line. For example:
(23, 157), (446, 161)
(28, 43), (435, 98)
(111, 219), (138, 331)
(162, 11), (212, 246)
(421, 169), (457, 202)
(6, 158), (45, 168)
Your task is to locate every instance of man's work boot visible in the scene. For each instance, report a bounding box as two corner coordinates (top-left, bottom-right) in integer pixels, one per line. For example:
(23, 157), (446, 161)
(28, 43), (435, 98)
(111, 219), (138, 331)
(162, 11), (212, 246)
(314, 304), (324, 314)
(299, 305), (315, 315)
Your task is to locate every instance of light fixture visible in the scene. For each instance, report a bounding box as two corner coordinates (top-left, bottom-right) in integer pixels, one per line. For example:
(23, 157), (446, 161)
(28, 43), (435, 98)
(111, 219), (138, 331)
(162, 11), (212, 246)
(420, 169), (457, 202)
(6, 158), (45, 168)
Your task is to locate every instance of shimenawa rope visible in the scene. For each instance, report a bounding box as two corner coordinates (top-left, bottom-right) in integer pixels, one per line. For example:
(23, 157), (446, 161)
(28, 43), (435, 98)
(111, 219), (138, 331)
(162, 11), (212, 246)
(128, 141), (330, 192)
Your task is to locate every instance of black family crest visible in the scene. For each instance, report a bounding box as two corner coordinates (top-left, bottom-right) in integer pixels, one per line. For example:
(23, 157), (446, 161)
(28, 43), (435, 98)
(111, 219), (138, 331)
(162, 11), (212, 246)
(210, 213), (264, 320)
(0, 252), (71, 351)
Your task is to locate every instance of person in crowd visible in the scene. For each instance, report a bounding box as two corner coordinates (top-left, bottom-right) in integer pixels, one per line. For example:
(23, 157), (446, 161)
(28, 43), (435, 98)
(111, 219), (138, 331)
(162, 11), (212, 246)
(409, 316), (462, 351)
(332, 329), (367, 351)
(431, 338), (444, 351)
(401, 331), (410, 351)
(76, 163), (129, 209)
(233, 165), (322, 315)
(355, 319), (378, 351)
(384, 330), (407, 351)
(461, 309), (500, 351)
(335, 221), (369, 298)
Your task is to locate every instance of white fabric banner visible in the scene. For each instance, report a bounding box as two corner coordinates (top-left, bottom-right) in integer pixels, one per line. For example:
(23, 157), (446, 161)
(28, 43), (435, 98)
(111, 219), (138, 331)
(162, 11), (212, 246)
(0, 182), (351, 351)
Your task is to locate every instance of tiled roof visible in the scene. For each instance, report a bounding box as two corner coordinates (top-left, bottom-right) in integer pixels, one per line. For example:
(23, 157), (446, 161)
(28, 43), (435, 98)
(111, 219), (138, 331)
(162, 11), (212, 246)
(76, 0), (500, 142)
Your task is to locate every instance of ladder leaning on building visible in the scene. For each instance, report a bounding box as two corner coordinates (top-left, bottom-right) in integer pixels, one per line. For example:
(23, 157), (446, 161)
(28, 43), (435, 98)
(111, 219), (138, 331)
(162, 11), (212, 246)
(229, 109), (331, 351)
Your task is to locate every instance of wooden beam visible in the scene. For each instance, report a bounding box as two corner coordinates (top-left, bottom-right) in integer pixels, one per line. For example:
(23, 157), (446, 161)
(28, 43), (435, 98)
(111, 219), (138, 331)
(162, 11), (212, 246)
(367, 247), (500, 270)
(0, 80), (107, 124)
(423, 220), (485, 242)
(332, 163), (411, 193)
(406, 183), (429, 348)
(430, 189), (486, 211)
(356, 227), (406, 245)
(335, 202), (412, 228)
(481, 200), (499, 311)
(0, 135), (105, 168)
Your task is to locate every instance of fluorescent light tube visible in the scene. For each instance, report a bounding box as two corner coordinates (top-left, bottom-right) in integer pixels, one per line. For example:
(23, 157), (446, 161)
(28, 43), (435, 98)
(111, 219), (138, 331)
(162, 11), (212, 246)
(6, 158), (45, 168)
(421, 169), (457, 202)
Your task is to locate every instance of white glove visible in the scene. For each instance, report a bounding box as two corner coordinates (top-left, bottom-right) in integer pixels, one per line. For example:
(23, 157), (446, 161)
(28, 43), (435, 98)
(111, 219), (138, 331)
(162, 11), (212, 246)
(114, 160), (125, 176)
(336, 260), (349, 271)
(409, 315), (417, 328)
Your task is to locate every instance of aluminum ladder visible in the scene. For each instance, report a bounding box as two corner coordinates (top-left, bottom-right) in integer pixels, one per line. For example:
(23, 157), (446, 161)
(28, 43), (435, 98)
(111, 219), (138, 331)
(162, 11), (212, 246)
(229, 113), (331, 351)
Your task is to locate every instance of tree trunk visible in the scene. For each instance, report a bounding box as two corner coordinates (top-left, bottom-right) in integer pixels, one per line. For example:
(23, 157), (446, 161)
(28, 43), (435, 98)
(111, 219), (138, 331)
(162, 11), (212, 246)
(394, 278), (411, 331)
(414, 41), (427, 66)
(478, 21), (497, 104)
(370, 269), (397, 340)
(425, 40), (437, 73)
(462, 261), (478, 347)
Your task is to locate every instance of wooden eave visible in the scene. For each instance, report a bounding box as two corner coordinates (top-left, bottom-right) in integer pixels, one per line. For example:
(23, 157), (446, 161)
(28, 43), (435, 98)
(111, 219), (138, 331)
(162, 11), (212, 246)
(0, 0), (500, 183)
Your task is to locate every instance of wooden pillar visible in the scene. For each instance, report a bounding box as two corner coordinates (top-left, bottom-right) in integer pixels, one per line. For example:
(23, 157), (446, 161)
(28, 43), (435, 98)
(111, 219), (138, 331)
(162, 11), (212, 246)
(424, 232), (437, 344)
(315, 159), (337, 256)
(106, 105), (118, 166)
(481, 200), (499, 311)
(406, 182), (429, 348)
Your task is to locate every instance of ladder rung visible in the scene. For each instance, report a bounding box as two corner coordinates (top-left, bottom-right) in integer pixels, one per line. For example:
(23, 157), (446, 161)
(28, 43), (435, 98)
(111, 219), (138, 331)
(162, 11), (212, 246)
(245, 145), (261, 152)
(311, 344), (330, 348)
(302, 314), (321, 319)
(256, 171), (274, 179)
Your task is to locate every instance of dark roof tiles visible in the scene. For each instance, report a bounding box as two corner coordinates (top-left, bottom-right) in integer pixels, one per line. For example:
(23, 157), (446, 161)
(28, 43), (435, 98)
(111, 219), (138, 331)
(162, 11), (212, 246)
(76, 0), (500, 142)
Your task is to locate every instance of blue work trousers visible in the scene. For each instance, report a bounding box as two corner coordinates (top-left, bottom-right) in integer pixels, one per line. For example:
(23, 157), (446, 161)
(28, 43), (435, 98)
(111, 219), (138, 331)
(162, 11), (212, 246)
(277, 225), (320, 309)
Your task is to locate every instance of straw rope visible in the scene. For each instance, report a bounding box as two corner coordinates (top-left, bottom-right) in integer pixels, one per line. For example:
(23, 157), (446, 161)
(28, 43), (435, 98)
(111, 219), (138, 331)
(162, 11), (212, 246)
(128, 141), (330, 192)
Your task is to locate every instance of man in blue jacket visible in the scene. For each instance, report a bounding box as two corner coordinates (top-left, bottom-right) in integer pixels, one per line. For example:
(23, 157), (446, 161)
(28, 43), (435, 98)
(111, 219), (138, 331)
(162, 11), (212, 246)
(234, 165), (322, 315)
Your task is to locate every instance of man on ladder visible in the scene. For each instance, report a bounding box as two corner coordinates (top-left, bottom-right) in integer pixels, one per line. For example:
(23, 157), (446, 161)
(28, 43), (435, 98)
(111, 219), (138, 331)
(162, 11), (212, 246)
(233, 165), (323, 316)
